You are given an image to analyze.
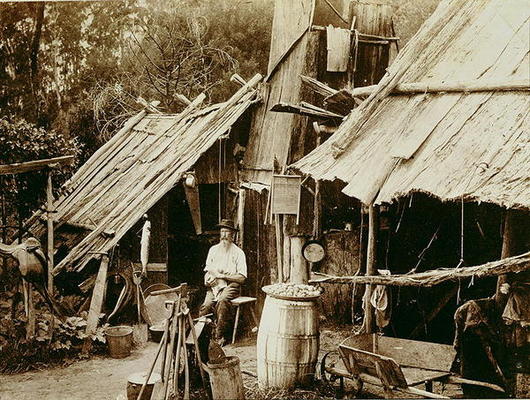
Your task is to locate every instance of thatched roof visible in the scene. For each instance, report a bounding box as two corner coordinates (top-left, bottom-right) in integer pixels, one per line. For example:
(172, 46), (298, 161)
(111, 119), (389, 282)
(26, 75), (262, 275)
(292, 0), (530, 209)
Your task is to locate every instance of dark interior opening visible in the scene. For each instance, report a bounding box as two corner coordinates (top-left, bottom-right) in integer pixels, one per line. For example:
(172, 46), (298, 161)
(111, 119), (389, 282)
(379, 193), (504, 343)
(167, 184), (224, 311)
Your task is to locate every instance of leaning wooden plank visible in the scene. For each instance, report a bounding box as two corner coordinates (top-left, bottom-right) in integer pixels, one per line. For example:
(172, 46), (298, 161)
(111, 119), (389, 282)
(82, 254), (109, 354)
(310, 251), (530, 287)
(300, 75), (338, 97)
(0, 155), (74, 175)
(270, 102), (344, 119)
(409, 286), (458, 338)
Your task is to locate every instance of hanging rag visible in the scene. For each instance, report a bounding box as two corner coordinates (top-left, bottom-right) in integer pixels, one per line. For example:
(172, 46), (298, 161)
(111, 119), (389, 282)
(326, 25), (351, 72)
(371, 284), (392, 328)
(502, 283), (530, 327)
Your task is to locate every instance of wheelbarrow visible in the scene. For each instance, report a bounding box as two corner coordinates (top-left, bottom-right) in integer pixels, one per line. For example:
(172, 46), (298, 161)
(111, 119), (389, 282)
(320, 333), (505, 398)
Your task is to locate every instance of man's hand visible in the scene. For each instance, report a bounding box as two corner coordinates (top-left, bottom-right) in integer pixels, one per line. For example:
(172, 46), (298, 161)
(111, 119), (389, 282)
(204, 272), (217, 287)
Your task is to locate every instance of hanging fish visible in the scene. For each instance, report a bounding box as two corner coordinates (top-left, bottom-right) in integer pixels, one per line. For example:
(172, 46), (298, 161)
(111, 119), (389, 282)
(140, 214), (151, 276)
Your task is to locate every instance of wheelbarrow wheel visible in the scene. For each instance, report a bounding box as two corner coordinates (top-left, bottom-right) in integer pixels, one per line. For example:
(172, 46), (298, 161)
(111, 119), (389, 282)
(320, 350), (363, 398)
(320, 351), (344, 398)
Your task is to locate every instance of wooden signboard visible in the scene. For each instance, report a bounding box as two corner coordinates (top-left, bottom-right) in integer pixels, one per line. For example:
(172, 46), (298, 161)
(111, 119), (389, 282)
(271, 175), (301, 223)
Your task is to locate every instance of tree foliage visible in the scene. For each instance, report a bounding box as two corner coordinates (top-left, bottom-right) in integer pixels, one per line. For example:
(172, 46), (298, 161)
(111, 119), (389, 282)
(0, 0), (273, 215)
(91, 0), (273, 139)
(0, 116), (80, 220)
(391, 0), (442, 45)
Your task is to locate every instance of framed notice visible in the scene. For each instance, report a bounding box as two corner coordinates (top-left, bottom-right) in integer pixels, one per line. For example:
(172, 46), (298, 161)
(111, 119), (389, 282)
(271, 174), (301, 220)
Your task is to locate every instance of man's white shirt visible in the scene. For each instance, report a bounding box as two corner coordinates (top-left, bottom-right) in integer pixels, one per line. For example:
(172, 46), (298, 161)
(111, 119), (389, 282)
(204, 242), (247, 300)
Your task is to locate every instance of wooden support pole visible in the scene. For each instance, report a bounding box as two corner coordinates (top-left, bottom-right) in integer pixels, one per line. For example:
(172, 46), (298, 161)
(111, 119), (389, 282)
(0, 155), (74, 175)
(46, 171), (54, 294)
(310, 123), (323, 278)
(83, 254), (109, 354)
(290, 236), (309, 284)
(237, 188), (245, 249)
(24, 281), (35, 338)
(312, 123), (323, 241)
(495, 210), (530, 312)
(283, 217), (291, 282)
(275, 214), (283, 283)
(363, 205), (378, 333)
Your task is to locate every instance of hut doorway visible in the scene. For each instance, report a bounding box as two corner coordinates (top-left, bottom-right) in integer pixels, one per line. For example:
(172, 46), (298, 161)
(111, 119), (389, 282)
(167, 183), (226, 308)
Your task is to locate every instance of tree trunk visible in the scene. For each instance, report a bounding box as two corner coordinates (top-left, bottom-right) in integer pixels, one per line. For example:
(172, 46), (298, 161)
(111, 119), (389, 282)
(30, 2), (45, 119)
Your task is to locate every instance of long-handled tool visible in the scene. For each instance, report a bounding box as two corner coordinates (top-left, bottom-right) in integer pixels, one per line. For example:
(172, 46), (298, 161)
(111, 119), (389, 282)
(137, 283), (211, 400)
(132, 269), (148, 344)
(182, 320), (190, 400)
(186, 312), (209, 392)
(163, 296), (181, 400)
(136, 299), (173, 400)
(136, 327), (168, 400)
(172, 305), (184, 397)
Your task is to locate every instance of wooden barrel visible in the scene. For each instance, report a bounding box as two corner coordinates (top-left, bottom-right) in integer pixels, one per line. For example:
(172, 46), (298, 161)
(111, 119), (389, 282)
(257, 294), (319, 389)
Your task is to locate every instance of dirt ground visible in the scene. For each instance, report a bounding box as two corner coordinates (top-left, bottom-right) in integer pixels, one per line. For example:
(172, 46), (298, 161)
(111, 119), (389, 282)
(0, 327), (461, 400)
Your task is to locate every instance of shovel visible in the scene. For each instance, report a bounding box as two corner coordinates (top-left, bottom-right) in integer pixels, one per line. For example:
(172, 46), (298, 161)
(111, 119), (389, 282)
(132, 269), (148, 345)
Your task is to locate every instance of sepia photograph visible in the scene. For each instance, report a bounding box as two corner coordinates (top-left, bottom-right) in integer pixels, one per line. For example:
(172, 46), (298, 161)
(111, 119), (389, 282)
(0, 0), (528, 398)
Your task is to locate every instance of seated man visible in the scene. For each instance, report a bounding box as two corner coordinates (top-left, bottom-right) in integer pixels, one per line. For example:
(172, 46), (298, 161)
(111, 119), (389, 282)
(199, 219), (247, 346)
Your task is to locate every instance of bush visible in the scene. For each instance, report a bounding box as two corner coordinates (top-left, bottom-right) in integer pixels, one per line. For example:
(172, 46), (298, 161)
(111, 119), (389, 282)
(0, 293), (107, 373)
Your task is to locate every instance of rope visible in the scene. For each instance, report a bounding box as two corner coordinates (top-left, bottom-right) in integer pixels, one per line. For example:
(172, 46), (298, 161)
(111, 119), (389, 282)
(218, 138), (222, 223)
(456, 195), (465, 304)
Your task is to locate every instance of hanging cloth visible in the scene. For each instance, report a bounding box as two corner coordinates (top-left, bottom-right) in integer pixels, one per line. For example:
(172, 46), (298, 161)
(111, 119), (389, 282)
(326, 25), (351, 72)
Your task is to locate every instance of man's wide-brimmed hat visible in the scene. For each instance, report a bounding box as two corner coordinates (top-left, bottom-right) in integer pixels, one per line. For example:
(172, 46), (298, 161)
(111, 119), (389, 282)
(217, 219), (238, 231)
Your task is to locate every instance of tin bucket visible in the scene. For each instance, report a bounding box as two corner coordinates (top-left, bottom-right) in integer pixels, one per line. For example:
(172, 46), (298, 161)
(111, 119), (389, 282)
(126, 371), (161, 400)
(106, 325), (133, 358)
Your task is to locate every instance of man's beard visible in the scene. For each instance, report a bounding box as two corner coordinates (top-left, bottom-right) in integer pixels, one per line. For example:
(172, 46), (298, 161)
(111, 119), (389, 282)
(220, 237), (231, 248)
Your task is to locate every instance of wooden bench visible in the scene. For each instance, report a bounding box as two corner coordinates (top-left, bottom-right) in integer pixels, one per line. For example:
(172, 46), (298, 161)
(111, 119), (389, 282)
(323, 334), (504, 398)
(230, 296), (258, 344)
